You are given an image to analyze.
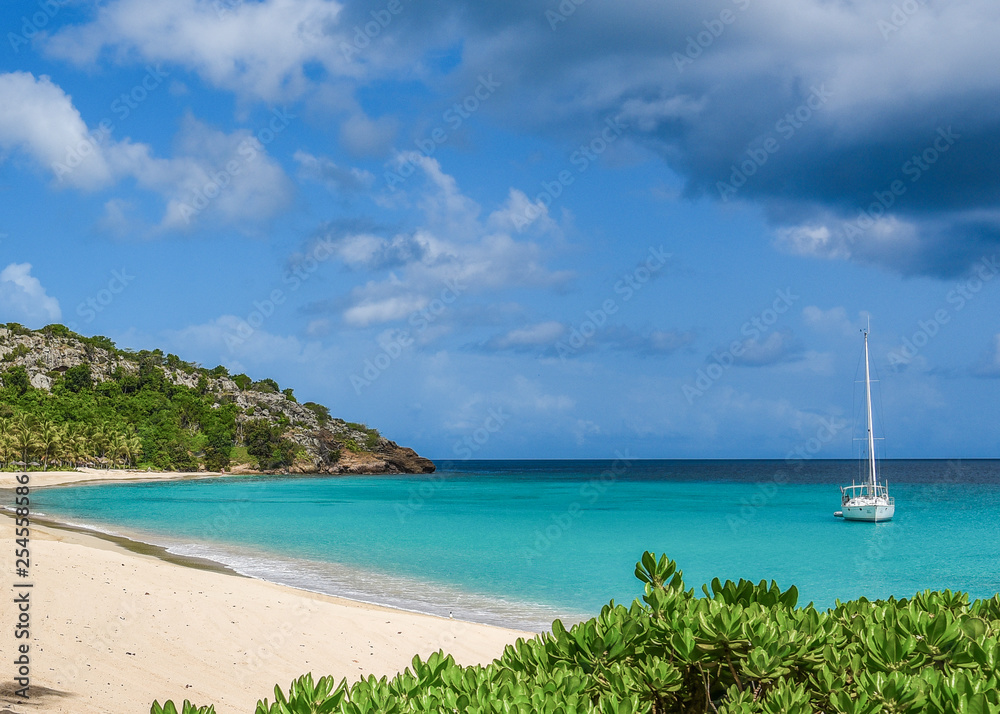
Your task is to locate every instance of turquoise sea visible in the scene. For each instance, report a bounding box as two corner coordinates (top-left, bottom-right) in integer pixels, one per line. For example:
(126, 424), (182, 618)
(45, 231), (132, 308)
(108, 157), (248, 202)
(29, 459), (1000, 631)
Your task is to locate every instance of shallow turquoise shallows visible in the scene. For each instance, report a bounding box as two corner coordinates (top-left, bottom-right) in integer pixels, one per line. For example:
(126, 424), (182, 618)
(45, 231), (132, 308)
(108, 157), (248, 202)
(29, 459), (1000, 631)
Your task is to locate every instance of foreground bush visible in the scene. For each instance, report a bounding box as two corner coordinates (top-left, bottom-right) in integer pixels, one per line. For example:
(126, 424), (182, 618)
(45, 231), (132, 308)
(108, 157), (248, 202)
(152, 553), (1000, 713)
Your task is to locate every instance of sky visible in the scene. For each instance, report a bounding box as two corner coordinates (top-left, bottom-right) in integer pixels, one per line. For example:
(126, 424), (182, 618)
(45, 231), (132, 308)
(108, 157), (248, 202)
(0, 0), (997, 460)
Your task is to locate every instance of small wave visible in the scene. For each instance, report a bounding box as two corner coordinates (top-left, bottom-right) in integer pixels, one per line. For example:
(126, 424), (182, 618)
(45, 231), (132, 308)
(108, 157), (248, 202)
(164, 541), (570, 631)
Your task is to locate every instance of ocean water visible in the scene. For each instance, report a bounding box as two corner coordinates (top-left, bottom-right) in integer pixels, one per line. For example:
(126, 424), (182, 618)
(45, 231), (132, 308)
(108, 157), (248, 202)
(28, 459), (1000, 631)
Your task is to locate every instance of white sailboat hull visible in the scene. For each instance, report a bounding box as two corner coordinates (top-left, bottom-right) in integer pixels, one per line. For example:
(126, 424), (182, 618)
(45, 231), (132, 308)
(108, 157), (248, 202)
(842, 502), (894, 522)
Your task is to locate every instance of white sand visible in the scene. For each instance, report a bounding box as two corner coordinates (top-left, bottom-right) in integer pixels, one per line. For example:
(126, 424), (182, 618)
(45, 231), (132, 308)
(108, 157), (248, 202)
(0, 471), (533, 713)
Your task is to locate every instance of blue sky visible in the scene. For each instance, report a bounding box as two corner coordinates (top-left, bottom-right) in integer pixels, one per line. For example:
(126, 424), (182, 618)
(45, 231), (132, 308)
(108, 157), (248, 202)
(0, 0), (998, 460)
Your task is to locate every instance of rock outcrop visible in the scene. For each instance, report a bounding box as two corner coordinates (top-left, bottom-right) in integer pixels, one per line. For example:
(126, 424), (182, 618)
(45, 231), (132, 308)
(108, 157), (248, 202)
(0, 325), (434, 474)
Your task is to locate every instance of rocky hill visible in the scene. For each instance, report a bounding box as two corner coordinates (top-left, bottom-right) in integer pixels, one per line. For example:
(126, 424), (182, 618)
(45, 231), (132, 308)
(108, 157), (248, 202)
(0, 323), (434, 474)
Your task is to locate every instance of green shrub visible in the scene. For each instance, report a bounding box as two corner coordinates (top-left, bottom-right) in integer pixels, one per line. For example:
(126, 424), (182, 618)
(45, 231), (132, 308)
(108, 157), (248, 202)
(2, 365), (31, 395)
(4, 322), (32, 336)
(243, 419), (295, 470)
(154, 553), (1000, 714)
(63, 363), (93, 393)
(303, 401), (330, 425)
(151, 700), (215, 714)
(254, 378), (279, 393)
(232, 373), (252, 390)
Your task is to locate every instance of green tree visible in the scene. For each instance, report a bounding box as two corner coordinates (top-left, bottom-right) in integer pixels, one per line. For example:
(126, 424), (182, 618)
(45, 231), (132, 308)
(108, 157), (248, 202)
(303, 402), (330, 425)
(232, 373), (252, 390)
(12, 416), (38, 466)
(35, 420), (61, 471)
(63, 363), (93, 393)
(244, 419), (295, 470)
(2, 366), (31, 396)
(254, 378), (279, 393)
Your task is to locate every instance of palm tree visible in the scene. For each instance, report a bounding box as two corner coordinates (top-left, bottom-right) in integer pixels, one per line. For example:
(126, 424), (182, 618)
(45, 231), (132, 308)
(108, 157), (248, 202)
(89, 424), (110, 466)
(35, 420), (61, 471)
(125, 430), (143, 469)
(0, 418), (11, 469)
(0, 432), (14, 469)
(107, 433), (128, 469)
(12, 423), (38, 467)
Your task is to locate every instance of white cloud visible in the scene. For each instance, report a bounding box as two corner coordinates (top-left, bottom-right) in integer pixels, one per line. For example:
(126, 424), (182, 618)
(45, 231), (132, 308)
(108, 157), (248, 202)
(491, 321), (566, 349)
(0, 72), (292, 232)
(734, 331), (798, 366)
(773, 215), (923, 268)
(151, 115), (293, 231)
(0, 72), (115, 189)
(334, 155), (572, 327)
(338, 113), (398, 157)
(487, 188), (561, 236)
(572, 419), (601, 446)
(294, 150), (375, 192)
(0, 263), (61, 327)
(344, 294), (429, 326)
(45, 0), (349, 103)
(163, 315), (325, 366)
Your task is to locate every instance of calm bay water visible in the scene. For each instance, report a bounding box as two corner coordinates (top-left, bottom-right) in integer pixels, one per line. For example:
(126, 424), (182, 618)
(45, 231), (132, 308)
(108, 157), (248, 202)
(30, 459), (1000, 631)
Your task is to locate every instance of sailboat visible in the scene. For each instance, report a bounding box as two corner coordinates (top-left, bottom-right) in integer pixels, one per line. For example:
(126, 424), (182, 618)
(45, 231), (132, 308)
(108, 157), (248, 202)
(834, 323), (895, 522)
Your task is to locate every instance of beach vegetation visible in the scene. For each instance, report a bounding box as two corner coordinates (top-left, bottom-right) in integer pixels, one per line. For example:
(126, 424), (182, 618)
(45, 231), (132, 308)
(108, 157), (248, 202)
(0, 326), (379, 474)
(151, 701), (215, 714)
(155, 553), (1000, 714)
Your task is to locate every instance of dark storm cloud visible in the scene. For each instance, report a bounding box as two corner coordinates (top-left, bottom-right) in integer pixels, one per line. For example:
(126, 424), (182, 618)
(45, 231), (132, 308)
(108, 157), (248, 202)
(360, 0), (1000, 278)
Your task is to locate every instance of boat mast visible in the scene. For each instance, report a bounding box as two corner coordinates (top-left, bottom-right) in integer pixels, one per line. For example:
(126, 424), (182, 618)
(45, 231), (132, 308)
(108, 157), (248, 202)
(863, 324), (877, 488)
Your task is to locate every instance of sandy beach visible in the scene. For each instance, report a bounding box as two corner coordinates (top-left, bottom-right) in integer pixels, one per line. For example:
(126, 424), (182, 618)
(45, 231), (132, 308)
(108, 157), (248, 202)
(0, 468), (222, 490)
(0, 471), (534, 713)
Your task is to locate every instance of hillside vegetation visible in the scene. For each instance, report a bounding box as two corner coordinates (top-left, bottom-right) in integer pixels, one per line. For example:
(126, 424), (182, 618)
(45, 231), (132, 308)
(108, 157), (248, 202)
(0, 323), (433, 474)
(155, 553), (1000, 714)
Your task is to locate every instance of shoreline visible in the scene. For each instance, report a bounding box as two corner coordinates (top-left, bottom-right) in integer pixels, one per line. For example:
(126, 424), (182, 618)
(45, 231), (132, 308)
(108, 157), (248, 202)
(0, 503), (534, 713)
(0, 467), (221, 490)
(2, 469), (564, 631)
(5, 508), (564, 632)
